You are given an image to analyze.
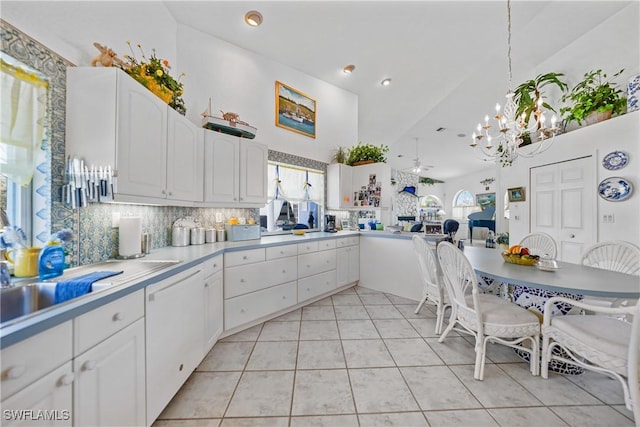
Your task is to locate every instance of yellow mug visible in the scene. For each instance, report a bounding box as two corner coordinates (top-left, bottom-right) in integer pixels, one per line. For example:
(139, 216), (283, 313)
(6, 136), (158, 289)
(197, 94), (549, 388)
(5, 247), (42, 278)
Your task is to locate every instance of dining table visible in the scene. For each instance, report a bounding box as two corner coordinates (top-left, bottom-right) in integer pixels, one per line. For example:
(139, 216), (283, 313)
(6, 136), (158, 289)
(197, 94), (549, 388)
(462, 246), (640, 374)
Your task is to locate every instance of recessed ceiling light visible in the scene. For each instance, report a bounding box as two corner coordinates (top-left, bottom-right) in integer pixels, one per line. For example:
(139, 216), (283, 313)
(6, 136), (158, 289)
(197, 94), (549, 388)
(244, 10), (263, 27)
(381, 78), (391, 86)
(343, 64), (355, 74)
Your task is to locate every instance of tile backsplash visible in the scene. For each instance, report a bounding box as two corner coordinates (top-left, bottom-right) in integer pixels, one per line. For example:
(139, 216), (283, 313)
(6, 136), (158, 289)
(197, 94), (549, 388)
(78, 204), (257, 265)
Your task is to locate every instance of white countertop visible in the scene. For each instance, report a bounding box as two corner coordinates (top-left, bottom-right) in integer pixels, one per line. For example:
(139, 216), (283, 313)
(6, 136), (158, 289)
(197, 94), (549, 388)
(0, 231), (359, 348)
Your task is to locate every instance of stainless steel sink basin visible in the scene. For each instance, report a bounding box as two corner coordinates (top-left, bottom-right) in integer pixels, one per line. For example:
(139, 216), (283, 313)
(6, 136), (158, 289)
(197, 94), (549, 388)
(0, 259), (181, 325)
(1, 283), (57, 323)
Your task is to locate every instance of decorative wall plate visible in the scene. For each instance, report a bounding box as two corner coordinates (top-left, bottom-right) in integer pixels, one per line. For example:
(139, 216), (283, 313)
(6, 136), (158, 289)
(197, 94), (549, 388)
(598, 177), (633, 202)
(602, 151), (628, 170)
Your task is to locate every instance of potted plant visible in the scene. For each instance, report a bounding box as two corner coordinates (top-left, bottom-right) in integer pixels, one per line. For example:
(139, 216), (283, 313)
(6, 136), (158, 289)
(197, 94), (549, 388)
(560, 69), (627, 126)
(513, 72), (568, 142)
(330, 146), (348, 164)
(346, 142), (389, 166)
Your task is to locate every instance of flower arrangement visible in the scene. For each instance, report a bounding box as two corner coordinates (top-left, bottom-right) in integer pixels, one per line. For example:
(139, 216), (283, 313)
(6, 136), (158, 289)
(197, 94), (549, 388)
(496, 232), (509, 248)
(122, 41), (186, 115)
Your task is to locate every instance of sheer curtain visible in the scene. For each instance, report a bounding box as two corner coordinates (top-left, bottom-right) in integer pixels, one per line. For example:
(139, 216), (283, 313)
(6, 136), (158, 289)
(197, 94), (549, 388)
(0, 57), (48, 187)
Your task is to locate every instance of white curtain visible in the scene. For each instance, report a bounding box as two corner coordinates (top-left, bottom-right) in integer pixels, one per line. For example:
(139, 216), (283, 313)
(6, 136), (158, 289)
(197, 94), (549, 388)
(267, 162), (324, 204)
(0, 58), (48, 187)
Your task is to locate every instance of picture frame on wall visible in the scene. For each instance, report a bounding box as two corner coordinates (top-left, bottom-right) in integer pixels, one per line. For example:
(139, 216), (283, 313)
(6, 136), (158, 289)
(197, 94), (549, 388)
(475, 192), (496, 210)
(275, 81), (316, 138)
(507, 187), (526, 202)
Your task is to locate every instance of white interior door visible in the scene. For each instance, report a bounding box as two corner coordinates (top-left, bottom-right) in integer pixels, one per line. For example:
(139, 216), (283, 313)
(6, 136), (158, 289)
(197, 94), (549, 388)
(530, 156), (595, 263)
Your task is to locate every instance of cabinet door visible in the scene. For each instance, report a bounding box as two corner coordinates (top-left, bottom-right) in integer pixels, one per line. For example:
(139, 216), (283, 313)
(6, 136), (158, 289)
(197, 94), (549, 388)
(204, 271), (223, 353)
(239, 140), (268, 204)
(348, 245), (360, 283)
(74, 319), (145, 427)
(145, 267), (205, 424)
(327, 163), (354, 209)
(204, 132), (239, 203)
(1, 362), (73, 427)
(166, 111), (204, 202)
(336, 247), (349, 287)
(116, 72), (167, 198)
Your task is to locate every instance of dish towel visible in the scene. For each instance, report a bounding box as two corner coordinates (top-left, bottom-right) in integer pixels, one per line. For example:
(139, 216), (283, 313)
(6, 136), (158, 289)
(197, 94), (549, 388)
(54, 270), (123, 304)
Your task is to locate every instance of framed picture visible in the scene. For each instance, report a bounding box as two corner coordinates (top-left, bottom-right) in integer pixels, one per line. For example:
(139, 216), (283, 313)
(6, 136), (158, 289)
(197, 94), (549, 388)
(275, 81), (316, 138)
(475, 192), (496, 210)
(507, 187), (526, 202)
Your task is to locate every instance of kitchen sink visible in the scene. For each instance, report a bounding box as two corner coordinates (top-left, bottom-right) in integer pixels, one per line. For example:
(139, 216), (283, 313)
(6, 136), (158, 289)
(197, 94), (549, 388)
(0, 283), (58, 324)
(0, 259), (181, 325)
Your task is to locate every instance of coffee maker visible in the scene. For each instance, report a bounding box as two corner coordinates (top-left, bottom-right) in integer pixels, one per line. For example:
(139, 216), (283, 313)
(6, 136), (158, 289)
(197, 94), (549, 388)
(324, 214), (337, 233)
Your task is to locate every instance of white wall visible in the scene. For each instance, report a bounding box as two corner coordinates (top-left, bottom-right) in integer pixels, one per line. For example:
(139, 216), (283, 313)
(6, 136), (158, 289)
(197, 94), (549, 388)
(498, 111), (640, 247)
(176, 25), (358, 162)
(2, 2), (358, 164)
(2, 1), (178, 67)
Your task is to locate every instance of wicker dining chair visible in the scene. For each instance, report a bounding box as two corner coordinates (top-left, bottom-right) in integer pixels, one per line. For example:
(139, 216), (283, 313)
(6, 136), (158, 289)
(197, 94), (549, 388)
(412, 235), (450, 334)
(519, 232), (558, 259)
(436, 242), (541, 380)
(542, 297), (639, 421)
(580, 241), (640, 311)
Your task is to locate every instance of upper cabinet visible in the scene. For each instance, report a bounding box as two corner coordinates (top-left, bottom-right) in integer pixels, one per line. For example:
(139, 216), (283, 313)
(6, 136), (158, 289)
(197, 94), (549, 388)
(66, 67), (203, 205)
(203, 132), (268, 207)
(327, 162), (391, 210)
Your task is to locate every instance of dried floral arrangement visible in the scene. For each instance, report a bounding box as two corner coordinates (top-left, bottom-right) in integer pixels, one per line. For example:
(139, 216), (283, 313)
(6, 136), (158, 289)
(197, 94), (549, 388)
(122, 41), (186, 115)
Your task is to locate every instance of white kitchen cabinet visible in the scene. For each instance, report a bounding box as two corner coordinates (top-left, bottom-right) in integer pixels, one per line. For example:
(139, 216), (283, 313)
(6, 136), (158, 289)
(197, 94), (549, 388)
(203, 132), (267, 206)
(298, 270), (337, 302)
(1, 362), (73, 427)
(66, 67), (203, 204)
(327, 163), (354, 209)
(1, 321), (72, 401)
(73, 319), (145, 427)
(203, 255), (224, 353)
(145, 265), (205, 425)
(298, 249), (336, 279)
(166, 111), (204, 202)
(326, 162), (392, 210)
(337, 237), (360, 287)
(224, 281), (297, 330)
(225, 256), (297, 298)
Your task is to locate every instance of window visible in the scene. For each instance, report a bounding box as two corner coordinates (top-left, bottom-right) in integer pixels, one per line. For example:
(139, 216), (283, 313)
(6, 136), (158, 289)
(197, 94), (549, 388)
(453, 190), (475, 207)
(0, 53), (49, 248)
(260, 162), (324, 233)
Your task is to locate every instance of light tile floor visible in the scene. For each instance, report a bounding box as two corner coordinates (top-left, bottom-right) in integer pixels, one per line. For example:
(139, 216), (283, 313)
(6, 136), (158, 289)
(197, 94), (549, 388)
(153, 286), (636, 427)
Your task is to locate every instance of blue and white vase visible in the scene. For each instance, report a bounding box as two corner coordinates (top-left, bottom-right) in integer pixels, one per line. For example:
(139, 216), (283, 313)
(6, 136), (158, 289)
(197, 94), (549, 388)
(628, 74), (640, 113)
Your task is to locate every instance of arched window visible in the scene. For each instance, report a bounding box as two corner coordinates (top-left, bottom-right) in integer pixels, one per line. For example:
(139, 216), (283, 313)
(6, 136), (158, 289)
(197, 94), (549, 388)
(453, 190), (474, 207)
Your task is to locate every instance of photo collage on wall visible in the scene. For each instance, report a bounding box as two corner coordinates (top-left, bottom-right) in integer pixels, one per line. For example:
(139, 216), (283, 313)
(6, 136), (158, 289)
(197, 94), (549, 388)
(354, 174), (382, 207)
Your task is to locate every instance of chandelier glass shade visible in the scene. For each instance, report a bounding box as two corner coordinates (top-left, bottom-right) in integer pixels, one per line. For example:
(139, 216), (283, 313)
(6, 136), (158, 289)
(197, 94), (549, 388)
(470, 0), (559, 165)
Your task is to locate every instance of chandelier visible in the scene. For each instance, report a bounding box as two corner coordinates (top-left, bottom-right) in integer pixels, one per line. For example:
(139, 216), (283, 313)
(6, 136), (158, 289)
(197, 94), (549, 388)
(470, 0), (559, 166)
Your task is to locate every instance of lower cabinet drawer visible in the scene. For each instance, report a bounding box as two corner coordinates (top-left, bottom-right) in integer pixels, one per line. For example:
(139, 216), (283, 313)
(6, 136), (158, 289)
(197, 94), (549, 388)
(298, 270), (337, 303)
(338, 236), (359, 247)
(298, 249), (336, 278)
(224, 257), (297, 298)
(224, 281), (297, 330)
(74, 289), (144, 356)
(1, 321), (72, 401)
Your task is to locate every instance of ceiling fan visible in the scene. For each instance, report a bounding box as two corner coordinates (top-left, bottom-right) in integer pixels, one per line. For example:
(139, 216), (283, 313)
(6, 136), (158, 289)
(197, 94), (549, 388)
(401, 137), (433, 174)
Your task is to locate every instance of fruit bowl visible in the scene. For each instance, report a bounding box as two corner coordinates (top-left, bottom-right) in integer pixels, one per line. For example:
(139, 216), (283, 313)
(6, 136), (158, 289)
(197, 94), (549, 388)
(501, 252), (539, 266)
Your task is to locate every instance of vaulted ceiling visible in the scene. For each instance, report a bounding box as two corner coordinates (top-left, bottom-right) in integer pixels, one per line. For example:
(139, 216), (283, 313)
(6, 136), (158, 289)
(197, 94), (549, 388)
(164, 1), (637, 180)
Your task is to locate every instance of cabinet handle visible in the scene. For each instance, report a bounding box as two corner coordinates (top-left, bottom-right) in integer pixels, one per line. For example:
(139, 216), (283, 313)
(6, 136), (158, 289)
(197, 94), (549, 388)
(306, 287), (311, 291)
(179, 363), (184, 372)
(241, 308), (246, 313)
(239, 197), (243, 201)
(240, 278), (245, 283)
(161, 189), (166, 195)
(243, 255), (248, 260)
(282, 269), (286, 273)
(59, 374), (74, 386)
(6, 366), (26, 379)
(307, 265), (311, 268)
(168, 192), (173, 196)
(213, 263), (218, 268)
(282, 295), (287, 300)
(280, 250), (284, 254)
(82, 360), (97, 371)
(112, 312), (124, 322)
(204, 282), (209, 288)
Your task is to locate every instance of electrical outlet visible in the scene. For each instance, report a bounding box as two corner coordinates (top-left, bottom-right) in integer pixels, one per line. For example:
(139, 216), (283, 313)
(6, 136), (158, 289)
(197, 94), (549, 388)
(602, 214), (615, 223)
(112, 212), (121, 228)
